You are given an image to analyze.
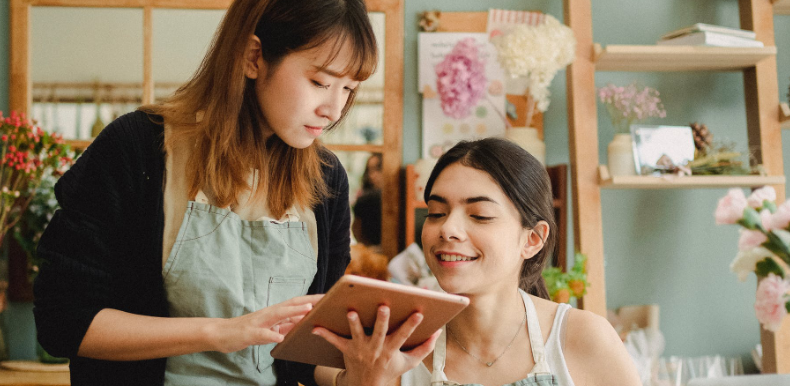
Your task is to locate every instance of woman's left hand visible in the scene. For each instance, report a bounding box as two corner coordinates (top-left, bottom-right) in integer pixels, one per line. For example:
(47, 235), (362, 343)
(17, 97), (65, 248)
(312, 305), (441, 386)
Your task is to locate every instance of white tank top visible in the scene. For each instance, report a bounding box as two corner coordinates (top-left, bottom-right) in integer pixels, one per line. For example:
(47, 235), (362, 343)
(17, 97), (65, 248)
(399, 290), (575, 386)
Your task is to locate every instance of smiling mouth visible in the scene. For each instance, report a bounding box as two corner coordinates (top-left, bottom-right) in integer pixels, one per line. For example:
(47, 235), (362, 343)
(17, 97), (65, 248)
(438, 254), (478, 262)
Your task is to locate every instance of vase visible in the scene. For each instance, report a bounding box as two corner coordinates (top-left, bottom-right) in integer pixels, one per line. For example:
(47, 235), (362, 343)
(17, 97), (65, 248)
(505, 127), (546, 166)
(607, 134), (637, 176)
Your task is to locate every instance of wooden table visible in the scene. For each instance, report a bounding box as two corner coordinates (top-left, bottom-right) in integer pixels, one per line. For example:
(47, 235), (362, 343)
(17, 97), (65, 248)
(0, 361), (69, 386)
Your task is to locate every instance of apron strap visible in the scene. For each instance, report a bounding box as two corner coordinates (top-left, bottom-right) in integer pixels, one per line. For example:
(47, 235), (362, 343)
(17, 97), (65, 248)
(431, 329), (452, 384)
(521, 290), (552, 375)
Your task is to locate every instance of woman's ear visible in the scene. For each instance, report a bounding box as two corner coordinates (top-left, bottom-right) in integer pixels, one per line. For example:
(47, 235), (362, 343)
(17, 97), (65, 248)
(244, 35), (263, 79)
(520, 221), (550, 260)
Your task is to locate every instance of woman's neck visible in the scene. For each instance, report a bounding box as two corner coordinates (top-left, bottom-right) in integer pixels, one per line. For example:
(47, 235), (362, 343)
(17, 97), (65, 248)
(446, 288), (526, 350)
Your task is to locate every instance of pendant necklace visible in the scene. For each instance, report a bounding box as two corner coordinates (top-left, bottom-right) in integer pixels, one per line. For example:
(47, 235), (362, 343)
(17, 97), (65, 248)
(447, 311), (527, 367)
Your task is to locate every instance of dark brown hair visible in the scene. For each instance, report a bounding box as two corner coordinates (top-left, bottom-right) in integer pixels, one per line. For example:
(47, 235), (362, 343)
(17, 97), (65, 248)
(143, 0), (377, 217)
(423, 138), (557, 299)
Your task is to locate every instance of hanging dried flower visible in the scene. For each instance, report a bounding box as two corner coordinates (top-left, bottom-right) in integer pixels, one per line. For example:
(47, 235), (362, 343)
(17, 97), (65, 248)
(419, 10), (441, 32)
(492, 15), (576, 114)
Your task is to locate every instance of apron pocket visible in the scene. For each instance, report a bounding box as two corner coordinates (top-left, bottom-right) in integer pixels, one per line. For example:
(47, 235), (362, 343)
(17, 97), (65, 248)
(267, 277), (308, 307)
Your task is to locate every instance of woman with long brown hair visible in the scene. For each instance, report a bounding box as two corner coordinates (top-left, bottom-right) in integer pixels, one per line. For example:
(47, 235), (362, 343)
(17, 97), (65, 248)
(32, 0), (414, 384)
(315, 138), (639, 385)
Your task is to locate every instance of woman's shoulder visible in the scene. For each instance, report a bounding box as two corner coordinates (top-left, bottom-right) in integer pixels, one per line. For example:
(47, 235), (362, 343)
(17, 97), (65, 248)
(562, 307), (642, 385)
(316, 146), (348, 184)
(89, 110), (164, 155)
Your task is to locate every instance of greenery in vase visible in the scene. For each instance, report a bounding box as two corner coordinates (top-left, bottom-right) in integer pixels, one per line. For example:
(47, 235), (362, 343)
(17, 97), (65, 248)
(0, 111), (74, 247)
(13, 173), (62, 282)
(542, 252), (588, 304)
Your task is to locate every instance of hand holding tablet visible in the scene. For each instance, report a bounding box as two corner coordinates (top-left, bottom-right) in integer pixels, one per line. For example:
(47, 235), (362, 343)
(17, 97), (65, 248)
(270, 275), (469, 369)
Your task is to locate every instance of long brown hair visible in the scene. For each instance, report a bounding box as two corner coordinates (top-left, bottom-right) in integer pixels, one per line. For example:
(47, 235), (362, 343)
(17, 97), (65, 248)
(423, 138), (557, 299)
(143, 0), (377, 216)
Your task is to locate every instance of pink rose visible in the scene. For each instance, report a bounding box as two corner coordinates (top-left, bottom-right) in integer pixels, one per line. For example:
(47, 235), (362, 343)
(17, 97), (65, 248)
(738, 229), (768, 251)
(771, 201), (790, 230)
(761, 209), (774, 231)
(755, 273), (790, 332)
(747, 186), (777, 209)
(715, 189), (748, 224)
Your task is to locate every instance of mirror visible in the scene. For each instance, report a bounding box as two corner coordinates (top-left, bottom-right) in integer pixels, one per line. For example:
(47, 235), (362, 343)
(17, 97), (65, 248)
(30, 7), (144, 139)
(10, 0), (404, 258)
(631, 124), (696, 175)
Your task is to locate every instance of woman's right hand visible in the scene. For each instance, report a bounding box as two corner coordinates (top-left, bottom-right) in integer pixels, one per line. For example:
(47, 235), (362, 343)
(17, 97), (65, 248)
(313, 305), (441, 386)
(208, 294), (323, 353)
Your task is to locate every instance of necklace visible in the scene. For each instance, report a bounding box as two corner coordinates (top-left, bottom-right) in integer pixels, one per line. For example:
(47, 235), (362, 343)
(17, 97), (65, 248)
(447, 311), (527, 367)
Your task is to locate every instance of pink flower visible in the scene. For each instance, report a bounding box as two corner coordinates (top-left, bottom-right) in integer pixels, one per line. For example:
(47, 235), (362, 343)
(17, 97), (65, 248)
(739, 229), (768, 251)
(435, 38), (487, 119)
(755, 273), (790, 332)
(715, 189), (748, 224)
(747, 186), (776, 209)
(760, 209), (774, 231)
(771, 201), (790, 230)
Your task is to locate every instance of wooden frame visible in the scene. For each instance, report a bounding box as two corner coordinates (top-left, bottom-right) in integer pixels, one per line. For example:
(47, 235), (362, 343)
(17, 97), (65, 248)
(564, 0), (789, 373)
(9, 0), (404, 258)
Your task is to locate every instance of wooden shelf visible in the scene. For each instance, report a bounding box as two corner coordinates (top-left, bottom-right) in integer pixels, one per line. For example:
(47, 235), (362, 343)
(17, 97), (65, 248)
(775, 0), (790, 15)
(593, 43), (776, 72)
(781, 102), (790, 129)
(598, 165), (785, 189)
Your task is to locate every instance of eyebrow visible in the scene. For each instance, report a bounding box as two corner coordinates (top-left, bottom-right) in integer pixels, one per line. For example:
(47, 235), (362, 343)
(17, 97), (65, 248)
(426, 194), (499, 205)
(312, 65), (345, 78)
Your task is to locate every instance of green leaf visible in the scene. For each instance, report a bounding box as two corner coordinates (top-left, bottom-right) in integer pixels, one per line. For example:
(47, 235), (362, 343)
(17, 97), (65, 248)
(763, 232), (790, 265)
(763, 200), (778, 214)
(755, 258), (785, 278)
(786, 301), (790, 314)
(738, 207), (762, 230)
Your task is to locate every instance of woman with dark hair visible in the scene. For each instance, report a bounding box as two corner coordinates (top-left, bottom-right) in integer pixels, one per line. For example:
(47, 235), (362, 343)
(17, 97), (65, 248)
(315, 138), (639, 385)
(31, 0), (426, 385)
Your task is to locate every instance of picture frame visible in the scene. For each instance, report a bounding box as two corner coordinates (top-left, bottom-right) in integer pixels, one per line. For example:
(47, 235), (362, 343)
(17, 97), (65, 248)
(630, 124), (696, 175)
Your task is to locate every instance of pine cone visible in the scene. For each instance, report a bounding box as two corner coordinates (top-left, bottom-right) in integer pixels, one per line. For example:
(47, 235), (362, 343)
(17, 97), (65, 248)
(690, 122), (713, 154)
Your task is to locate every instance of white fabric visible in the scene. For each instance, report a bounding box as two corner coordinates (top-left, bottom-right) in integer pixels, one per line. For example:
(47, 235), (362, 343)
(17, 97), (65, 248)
(400, 290), (575, 386)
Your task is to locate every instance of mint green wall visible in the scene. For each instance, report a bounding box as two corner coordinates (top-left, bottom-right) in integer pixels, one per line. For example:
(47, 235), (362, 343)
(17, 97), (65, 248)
(2, 0), (790, 370)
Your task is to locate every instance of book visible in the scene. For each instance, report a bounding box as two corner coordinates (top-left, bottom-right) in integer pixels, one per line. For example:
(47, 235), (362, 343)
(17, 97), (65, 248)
(660, 23), (757, 40)
(657, 31), (764, 47)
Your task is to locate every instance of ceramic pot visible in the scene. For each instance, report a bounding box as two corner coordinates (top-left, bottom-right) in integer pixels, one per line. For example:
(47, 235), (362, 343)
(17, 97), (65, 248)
(505, 127), (546, 166)
(607, 133), (637, 176)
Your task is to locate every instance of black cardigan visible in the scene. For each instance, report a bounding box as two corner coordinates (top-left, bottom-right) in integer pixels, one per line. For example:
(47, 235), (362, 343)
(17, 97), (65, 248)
(33, 111), (351, 386)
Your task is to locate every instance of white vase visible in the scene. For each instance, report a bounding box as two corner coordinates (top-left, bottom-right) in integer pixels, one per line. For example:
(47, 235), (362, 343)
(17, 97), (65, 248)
(505, 127), (546, 166)
(607, 134), (637, 176)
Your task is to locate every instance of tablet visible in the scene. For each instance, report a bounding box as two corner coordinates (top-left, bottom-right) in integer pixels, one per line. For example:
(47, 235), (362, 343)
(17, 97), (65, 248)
(270, 274), (469, 369)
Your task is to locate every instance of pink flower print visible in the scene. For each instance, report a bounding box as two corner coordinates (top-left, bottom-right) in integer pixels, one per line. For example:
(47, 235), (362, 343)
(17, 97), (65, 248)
(715, 188), (748, 225)
(747, 186), (776, 209)
(755, 273), (790, 332)
(435, 38), (487, 119)
(771, 201), (790, 230)
(738, 229), (768, 251)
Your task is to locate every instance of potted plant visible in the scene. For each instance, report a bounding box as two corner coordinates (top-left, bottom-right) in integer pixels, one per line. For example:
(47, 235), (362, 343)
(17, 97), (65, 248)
(491, 14), (576, 163)
(597, 82), (666, 176)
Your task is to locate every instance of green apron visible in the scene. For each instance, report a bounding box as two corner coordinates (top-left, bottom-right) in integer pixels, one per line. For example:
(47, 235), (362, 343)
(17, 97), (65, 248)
(162, 201), (317, 385)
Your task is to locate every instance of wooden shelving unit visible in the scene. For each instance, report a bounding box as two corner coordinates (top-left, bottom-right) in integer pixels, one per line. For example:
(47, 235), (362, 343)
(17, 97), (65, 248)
(593, 44), (776, 72)
(781, 102), (790, 129)
(598, 165), (785, 189)
(775, 0), (790, 15)
(565, 0), (788, 374)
